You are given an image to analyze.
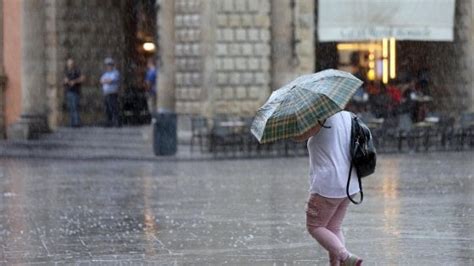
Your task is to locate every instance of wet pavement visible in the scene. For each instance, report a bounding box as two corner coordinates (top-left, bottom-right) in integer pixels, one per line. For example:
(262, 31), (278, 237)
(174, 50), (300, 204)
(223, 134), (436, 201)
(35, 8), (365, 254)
(0, 152), (474, 265)
(0, 150), (473, 265)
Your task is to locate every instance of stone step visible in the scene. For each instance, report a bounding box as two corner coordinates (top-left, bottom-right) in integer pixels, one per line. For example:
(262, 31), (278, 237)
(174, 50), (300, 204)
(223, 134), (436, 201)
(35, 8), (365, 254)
(0, 126), (209, 161)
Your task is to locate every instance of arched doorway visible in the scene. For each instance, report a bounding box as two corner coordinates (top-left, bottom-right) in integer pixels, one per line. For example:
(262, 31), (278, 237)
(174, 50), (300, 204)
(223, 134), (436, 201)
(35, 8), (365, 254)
(58, 0), (158, 127)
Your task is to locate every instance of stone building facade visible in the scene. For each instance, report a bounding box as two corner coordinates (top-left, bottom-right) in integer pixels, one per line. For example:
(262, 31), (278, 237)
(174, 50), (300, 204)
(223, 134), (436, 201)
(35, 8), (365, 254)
(0, 0), (472, 139)
(159, 0), (315, 129)
(211, 0), (273, 116)
(169, 0), (313, 118)
(161, 0), (472, 130)
(43, 0), (129, 128)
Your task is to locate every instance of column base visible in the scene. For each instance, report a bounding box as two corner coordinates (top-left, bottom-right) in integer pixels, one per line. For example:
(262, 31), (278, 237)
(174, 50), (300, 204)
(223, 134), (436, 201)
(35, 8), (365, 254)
(7, 114), (49, 140)
(0, 74), (6, 139)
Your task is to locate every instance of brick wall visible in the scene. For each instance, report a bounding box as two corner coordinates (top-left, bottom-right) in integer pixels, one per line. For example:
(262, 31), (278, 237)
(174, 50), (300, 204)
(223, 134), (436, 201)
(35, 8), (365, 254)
(174, 0), (204, 115)
(212, 0), (271, 116)
(174, 0), (273, 118)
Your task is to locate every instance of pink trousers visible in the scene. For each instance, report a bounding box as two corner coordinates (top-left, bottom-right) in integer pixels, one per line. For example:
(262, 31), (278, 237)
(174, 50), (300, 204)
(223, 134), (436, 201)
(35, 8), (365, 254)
(306, 193), (350, 266)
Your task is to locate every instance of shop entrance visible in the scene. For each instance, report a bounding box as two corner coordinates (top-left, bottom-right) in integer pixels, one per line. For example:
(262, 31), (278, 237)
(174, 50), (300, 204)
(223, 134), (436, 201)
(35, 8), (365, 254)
(316, 39), (442, 124)
(314, 0), (462, 131)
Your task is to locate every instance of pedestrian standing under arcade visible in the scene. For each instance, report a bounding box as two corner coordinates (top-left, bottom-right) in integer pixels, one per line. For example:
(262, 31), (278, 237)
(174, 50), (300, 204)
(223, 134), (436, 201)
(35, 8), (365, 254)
(144, 57), (158, 113)
(100, 57), (121, 127)
(63, 58), (85, 127)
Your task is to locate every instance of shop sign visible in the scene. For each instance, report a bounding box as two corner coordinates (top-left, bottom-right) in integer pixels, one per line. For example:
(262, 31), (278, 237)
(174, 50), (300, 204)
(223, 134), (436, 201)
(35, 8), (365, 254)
(318, 0), (455, 42)
(333, 26), (451, 41)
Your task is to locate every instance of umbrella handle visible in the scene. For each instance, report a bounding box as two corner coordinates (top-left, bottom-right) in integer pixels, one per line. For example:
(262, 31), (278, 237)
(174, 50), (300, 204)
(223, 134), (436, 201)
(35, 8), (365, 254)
(318, 119), (331, 129)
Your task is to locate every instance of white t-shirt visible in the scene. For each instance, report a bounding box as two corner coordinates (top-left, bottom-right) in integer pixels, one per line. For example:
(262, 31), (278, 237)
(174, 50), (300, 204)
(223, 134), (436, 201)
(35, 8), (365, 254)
(100, 70), (120, 95)
(307, 111), (360, 198)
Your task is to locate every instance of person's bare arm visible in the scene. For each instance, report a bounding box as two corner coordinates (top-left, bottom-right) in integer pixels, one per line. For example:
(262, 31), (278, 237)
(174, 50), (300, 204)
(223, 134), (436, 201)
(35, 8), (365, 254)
(69, 75), (85, 86)
(293, 124), (322, 142)
(100, 76), (112, 84)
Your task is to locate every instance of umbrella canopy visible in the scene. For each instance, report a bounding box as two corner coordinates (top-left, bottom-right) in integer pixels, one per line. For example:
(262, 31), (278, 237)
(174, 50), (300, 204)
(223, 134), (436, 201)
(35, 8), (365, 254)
(251, 69), (363, 143)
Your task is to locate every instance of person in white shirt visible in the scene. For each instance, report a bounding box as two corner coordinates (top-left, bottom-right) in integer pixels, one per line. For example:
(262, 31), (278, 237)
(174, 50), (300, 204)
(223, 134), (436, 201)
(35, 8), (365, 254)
(294, 110), (363, 266)
(100, 57), (120, 127)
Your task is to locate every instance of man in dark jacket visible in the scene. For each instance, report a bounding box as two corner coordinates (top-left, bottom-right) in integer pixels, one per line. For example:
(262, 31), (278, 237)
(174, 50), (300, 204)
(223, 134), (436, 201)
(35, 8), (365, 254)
(63, 58), (85, 127)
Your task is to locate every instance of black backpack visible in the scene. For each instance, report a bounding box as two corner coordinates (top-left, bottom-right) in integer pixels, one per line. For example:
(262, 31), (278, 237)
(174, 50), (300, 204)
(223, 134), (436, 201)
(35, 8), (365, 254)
(346, 113), (377, 204)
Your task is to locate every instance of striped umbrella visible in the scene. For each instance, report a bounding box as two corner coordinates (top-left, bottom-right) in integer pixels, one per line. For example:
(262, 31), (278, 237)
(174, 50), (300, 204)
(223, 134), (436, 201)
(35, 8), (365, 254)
(251, 69), (363, 143)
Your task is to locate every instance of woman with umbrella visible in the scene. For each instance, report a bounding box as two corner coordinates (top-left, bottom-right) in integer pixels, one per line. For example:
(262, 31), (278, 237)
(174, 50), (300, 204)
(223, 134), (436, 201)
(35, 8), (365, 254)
(252, 70), (364, 266)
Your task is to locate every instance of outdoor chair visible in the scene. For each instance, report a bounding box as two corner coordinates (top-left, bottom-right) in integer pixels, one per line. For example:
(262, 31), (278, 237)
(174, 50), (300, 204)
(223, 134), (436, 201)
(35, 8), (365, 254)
(267, 140), (287, 156)
(367, 114), (397, 152)
(410, 126), (430, 152)
(423, 114), (455, 151)
(190, 116), (209, 153)
(241, 117), (261, 155)
(283, 139), (308, 156)
(460, 112), (474, 148)
(440, 120), (456, 149)
(396, 113), (415, 152)
(246, 117), (281, 156)
(209, 116), (244, 156)
(370, 124), (388, 152)
(453, 112), (474, 150)
(399, 119), (437, 152)
(356, 111), (383, 148)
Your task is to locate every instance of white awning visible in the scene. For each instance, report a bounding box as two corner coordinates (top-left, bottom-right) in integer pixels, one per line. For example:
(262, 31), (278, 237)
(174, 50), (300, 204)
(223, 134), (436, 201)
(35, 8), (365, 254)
(318, 0), (456, 42)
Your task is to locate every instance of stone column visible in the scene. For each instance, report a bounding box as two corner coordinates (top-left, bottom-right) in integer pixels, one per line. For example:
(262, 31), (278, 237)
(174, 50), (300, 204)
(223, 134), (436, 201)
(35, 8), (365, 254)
(469, 0), (474, 112)
(455, 0), (473, 112)
(45, 0), (64, 131)
(270, 0), (294, 90)
(201, 0), (217, 118)
(0, 0), (3, 71)
(296, 0), (315, 73)
(157, 0), (176, 112)
(8, 0), (49, 139)
(270, 0), (315, 90)
(0, 0), (6, 138)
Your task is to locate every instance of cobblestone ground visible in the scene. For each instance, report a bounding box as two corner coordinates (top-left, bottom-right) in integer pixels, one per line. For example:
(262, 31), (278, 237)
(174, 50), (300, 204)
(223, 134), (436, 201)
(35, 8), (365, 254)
(0, 151), (473, 265)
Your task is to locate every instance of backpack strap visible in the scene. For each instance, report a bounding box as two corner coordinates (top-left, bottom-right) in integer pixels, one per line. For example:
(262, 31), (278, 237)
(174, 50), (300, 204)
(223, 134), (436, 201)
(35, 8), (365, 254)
(347, 114), (364, 204)
(347, 159), (364, 204)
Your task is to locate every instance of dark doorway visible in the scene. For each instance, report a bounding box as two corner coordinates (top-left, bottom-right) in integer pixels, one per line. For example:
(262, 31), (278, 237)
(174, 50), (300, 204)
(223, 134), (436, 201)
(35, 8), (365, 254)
(121, 0), (157, 125)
